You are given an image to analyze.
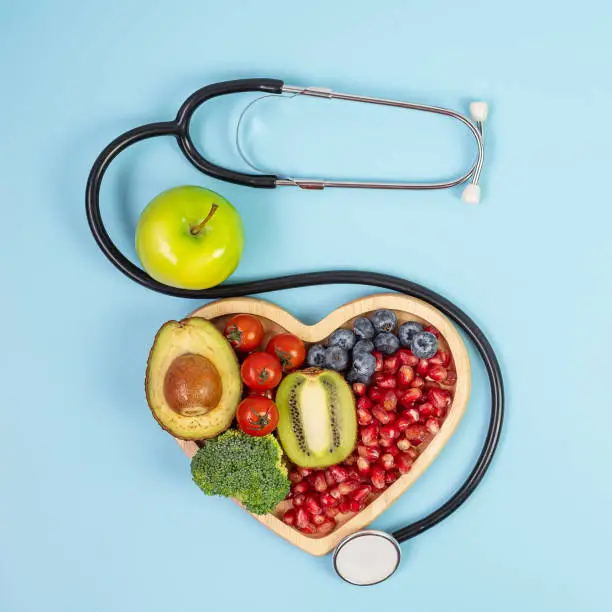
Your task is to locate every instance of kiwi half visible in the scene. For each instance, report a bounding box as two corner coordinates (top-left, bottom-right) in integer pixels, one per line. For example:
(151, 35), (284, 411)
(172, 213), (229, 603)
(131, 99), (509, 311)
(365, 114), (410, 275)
(276, 368), (357, 468)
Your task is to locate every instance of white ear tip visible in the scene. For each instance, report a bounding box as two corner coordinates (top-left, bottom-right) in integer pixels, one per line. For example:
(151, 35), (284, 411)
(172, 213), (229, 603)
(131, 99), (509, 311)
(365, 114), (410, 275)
(469, 101), (488, 122)
(462, 183), (481, 204)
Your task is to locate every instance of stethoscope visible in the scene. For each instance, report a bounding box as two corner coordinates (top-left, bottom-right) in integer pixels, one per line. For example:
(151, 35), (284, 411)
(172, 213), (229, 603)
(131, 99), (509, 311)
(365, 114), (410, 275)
(85, 78), (502, 586)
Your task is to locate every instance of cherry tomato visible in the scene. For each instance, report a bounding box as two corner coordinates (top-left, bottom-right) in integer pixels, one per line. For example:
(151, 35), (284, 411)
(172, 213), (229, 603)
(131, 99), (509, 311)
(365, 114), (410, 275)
(240, 352), (283, 390)
(224, 314), (264, 352)
(236, 396), (279, 436)
(265, 334), (306, 372)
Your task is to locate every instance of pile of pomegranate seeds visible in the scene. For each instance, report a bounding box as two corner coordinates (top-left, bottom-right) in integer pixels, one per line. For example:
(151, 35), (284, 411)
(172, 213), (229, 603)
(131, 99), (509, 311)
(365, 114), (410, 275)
(282, 341), (456, 536)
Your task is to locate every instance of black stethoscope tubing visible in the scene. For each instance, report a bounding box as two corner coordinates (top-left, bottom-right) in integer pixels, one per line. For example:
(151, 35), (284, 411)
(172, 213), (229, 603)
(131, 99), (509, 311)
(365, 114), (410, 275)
(85, 79), (504, 546)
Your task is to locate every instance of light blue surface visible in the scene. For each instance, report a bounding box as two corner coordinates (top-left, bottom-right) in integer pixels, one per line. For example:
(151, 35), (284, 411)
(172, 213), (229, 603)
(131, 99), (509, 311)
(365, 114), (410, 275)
(1, 1), (611, 610)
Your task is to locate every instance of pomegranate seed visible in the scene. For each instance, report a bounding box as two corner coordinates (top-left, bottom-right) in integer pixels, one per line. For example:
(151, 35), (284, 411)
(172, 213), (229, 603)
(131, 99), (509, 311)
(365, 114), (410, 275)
(386, 443), (399, 457)
(396, 453), (414, 474)
(325, 505), (340, 518)
(385, 469), (400, 484)
(329, 486), (344, 500)
(445, 370), (457, 385)
(417, 359), (430, 376)
(352, 382), (367, 397)
(357, 407), (373, 426)
(418, 402), (434, 418)
(410, 376), (425, 389)
(368, 387), (385, 403)
(288, 470), (303, 484)
(429, 365), (448, 382)
(357, 456), (371, 476)
(379, 437), (394, 448)
(405, 424), (428, 445)
(313, 472), (328, 492)
(311, 513), (327, 526)
(292, 481), (310, 495)
(399, 388), (423, 407)
(325, 470), (336, 487)
(429, 351), (450, 367)
(293, 493), (307, 507)
(406, 447), (419, 460)
(330, 465), (349, 483)
(373, 351), (384, 372)
(424, 325), (440, 338)
(304, 494), (323, 515)
(361, 424), (379, 447)
(320, 492), (337, 508)
(343, 453), (357, 466)
(383, 355), (400, 374)
(374, 373), (397, 389)
(428, 387), (451, 409)
(296, 507), (311, 529)
(426, 418), (440, 434)
(396, 438), (411, 452)
(358, 445), (381, 461)
(337, 481), (359, 496)
(372, 405), (392, 424)
(351, 484), (372, 503)
(397, 365), (415, 388)
(299, 523), (316, 534)
(357, 396), (373, 411)
(348, 499), (365, 513)
(398, 349), (419, 367)
(381, 453), (395, 470)
(433, 405), (446, 418)
(401, 407), (420, 423)
(380, 424), (400, 441)
(382, 390), (398, 411)
(338, 499), (351, 513)
(282, 508), (297, 525)
(297, 467), (313, 478)
(317, 517), (336, 535)
(347, 466), (361, 481)
(370, 464), (386, 489)
(395, 415), (411, 432)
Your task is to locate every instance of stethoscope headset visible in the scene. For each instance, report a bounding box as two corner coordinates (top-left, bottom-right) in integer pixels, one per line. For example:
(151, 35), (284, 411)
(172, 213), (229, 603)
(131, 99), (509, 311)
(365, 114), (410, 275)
(85, 78), (503, 586)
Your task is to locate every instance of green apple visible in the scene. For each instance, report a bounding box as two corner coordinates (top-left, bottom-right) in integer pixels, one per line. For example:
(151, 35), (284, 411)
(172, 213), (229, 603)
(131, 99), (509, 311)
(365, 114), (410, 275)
(135, 186), (244, 290)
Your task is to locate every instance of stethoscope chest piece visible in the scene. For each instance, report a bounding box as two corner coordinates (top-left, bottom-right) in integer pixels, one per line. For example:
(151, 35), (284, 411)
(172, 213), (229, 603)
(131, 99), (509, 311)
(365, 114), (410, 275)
(332, 530), (401, 586)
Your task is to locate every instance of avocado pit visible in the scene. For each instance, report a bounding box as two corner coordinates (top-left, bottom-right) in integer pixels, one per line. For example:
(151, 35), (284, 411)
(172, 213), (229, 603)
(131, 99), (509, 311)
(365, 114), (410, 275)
(163, 353), (222, 417)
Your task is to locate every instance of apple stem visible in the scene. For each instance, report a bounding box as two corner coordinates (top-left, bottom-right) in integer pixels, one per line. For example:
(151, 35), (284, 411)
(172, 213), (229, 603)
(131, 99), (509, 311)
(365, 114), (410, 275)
(190, 204), (219, 235)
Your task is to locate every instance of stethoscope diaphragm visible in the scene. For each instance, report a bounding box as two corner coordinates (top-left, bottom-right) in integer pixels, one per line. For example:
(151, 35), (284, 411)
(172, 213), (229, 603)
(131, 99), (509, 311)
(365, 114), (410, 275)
(332, 530), (401, 586)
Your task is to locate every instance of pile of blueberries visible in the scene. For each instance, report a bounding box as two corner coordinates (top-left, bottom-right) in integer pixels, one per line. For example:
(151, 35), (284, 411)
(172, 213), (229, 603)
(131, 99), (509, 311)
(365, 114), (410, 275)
(306, 309), (439, 385)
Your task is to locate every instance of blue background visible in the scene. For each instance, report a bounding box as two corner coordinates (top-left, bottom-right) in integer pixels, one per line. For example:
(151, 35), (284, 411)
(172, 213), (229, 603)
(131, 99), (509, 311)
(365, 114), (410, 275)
(1, 1), (611, 610)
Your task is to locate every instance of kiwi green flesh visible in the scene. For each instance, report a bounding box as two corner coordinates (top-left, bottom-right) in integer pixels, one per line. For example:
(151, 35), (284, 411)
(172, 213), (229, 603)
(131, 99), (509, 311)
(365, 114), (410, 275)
(276, 369), (357, 468)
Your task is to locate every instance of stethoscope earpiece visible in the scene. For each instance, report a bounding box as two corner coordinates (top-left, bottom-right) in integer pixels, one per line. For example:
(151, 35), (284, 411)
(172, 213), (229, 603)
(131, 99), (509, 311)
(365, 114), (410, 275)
(333, 530), (402, 586)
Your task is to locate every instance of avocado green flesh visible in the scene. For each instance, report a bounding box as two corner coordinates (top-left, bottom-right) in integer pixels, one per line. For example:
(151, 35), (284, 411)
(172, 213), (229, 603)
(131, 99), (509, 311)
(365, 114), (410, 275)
(145, 317), (242, 440)
(276, 369), (357, 468)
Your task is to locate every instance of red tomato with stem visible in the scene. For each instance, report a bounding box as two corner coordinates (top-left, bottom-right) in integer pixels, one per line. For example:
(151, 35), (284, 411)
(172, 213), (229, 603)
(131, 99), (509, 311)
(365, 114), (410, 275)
(236, 397), (279, 436)
(266, 334), (306, 372)
(241, 352), (283, 390)
(224, 314), (264, 352)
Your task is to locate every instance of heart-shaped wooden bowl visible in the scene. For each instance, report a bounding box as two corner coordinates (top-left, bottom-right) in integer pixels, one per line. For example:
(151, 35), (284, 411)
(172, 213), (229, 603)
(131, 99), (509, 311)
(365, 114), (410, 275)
(174, 293), (470, 556)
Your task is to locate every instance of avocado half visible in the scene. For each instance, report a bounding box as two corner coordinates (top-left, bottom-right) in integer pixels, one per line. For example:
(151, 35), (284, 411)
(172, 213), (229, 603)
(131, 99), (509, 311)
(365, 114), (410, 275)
(145, 317), (242, 440)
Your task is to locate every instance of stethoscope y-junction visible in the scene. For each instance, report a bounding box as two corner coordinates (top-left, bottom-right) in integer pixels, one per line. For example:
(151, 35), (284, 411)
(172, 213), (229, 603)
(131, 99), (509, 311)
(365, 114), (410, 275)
(85, 78), (502, 586)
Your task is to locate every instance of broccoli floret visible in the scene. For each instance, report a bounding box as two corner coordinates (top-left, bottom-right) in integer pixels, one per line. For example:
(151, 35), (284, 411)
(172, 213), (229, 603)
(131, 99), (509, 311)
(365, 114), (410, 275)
(190, 430), (290, 515)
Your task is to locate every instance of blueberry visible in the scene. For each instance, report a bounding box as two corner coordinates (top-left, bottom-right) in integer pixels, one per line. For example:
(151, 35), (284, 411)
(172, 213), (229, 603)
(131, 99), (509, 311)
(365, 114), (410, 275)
(352, 352), (376, 378)
(410, 331), (438, 359)
(370, 309), (398, 334)
(374, 332), (400, 356)
(346, 368), (372, 386)
(324, 346), (350, 371)
(328, 328), (356, 351)
(306, 344), (327, 367)
(353, 317), (375, 340)
(398, 321), (424, 347)
(353, 339), (375, 355)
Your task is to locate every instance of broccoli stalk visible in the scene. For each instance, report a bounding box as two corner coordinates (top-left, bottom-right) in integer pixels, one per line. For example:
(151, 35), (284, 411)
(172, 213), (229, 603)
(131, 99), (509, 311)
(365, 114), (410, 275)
(190, 430), (290, 515)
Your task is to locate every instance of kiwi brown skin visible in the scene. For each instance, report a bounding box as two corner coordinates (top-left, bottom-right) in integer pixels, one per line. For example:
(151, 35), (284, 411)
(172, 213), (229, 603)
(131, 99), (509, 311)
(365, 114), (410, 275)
(144, 317), (242, 441)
